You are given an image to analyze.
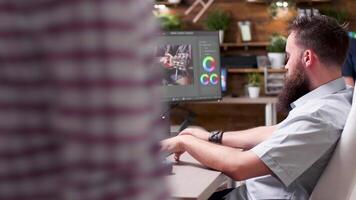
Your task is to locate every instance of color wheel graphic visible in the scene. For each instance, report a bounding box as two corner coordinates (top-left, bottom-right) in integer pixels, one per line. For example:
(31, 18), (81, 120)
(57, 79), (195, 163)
(203, 56), (216, 72)
(210, 73), (219, 85)
(200, 74), (209, 85)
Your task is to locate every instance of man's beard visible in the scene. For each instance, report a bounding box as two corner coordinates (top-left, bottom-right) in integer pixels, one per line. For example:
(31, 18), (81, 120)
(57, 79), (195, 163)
(277, 62), (311, 115)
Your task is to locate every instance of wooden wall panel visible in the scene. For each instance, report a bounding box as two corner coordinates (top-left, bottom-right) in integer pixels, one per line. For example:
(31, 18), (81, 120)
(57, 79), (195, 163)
(171, 104), (266, 131)
(166, 0), (356, 43)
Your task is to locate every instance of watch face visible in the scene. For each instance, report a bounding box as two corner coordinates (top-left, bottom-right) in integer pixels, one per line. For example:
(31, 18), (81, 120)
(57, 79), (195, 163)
(209, 130), (223, 143)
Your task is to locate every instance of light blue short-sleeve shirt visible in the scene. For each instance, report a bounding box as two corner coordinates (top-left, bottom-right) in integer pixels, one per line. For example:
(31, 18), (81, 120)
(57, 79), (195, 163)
(246, 78), (353, 200)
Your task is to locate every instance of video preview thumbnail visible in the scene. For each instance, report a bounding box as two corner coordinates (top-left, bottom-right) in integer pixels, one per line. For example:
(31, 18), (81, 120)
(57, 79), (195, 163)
(154, 44), (194, 86)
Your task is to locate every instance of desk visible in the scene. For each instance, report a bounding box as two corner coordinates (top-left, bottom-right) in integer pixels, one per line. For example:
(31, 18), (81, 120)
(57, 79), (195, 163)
(187, 96), (278, 126)
(167, 153), (228, 200)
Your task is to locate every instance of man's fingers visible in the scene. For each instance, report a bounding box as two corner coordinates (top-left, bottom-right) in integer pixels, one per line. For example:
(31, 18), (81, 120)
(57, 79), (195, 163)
(160, 136), (184, 157)
(174, 152), (183, 161)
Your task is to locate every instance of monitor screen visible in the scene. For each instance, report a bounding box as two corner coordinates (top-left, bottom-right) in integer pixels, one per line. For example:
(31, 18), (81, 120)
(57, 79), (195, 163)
(155, 31), (222, 102)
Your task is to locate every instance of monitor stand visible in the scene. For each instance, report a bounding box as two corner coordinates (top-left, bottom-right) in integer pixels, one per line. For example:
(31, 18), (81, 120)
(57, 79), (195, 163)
(178, 110), (196, 132)
(161, 103), (196, 138)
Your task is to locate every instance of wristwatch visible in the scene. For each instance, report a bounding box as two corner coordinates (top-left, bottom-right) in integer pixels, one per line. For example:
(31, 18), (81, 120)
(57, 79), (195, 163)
(208, 130), (224, 144)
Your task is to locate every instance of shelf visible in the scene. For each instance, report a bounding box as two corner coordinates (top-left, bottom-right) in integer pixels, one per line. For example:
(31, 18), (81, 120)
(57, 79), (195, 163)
(245, 0), (268, 3)
(297, 0), (331, 2)
(185, 96), (278, 105)
(228, 68), (286, 73)
(221, 42), (269, 51)
(246, 0), (331, 3)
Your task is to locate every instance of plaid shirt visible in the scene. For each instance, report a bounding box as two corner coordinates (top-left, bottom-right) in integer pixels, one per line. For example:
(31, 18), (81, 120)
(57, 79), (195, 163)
(0, 0), (167, 199)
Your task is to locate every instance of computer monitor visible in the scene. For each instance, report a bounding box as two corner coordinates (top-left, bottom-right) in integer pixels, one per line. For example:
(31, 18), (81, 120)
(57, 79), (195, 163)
(155, 31), (222, 102)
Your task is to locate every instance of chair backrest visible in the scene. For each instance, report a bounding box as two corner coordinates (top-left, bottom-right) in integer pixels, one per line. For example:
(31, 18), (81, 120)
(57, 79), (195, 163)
(310, 84), (356, 200)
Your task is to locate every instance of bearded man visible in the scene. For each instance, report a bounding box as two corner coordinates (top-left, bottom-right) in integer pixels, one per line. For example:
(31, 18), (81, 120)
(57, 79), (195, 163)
(161, 15), (353, 200)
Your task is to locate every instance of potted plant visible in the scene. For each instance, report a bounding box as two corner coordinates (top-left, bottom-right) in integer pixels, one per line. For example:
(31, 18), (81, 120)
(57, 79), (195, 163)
(247, 73), (261, 98)
(267, 34), (287, 68)
(204, 10), (232, 44)
(156, 13), (182, 31)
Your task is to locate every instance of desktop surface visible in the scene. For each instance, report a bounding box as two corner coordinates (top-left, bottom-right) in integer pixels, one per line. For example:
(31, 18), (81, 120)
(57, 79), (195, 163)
(166, 153), (228, 200)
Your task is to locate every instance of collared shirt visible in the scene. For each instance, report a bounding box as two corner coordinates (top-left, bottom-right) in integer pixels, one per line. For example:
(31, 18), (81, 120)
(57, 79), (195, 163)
(246, 78), (353, 200)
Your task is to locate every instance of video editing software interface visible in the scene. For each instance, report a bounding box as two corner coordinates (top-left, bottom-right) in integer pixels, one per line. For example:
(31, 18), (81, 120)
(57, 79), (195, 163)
(155, 31), (222, 102)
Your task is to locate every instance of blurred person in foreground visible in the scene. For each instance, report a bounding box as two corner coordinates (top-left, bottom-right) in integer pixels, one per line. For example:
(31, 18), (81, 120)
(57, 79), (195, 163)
(161, 15), (353, 200)
(0, 1), (167, 200)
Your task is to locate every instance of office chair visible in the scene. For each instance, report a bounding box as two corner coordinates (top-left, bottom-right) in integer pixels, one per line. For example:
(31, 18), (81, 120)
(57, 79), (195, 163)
(310, 83), (356, 200)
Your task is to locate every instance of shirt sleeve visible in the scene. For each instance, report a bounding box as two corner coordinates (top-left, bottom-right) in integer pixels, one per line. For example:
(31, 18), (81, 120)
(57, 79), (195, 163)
(251, 113), (341, 187)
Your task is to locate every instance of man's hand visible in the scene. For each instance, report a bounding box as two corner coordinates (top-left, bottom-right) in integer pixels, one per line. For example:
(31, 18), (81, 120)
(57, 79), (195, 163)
(160, 136), (186, 161)
(162, 53), (173, 68)
(163, 134), (272, 181)
(179, 127), (209, 141)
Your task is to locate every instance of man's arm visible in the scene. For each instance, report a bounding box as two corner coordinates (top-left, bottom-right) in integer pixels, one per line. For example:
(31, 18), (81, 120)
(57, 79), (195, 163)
(179, 125), (277, 150)
(161, 135), (272, 181)
(222, 126), (276, 150)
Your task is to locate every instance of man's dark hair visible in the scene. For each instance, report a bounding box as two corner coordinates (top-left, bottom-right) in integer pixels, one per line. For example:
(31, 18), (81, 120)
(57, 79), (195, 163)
(289, 15), (349, 67)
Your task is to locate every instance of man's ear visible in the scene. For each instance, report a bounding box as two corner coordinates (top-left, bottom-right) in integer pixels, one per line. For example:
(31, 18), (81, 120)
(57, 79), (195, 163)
(302, 49), (316, 68)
